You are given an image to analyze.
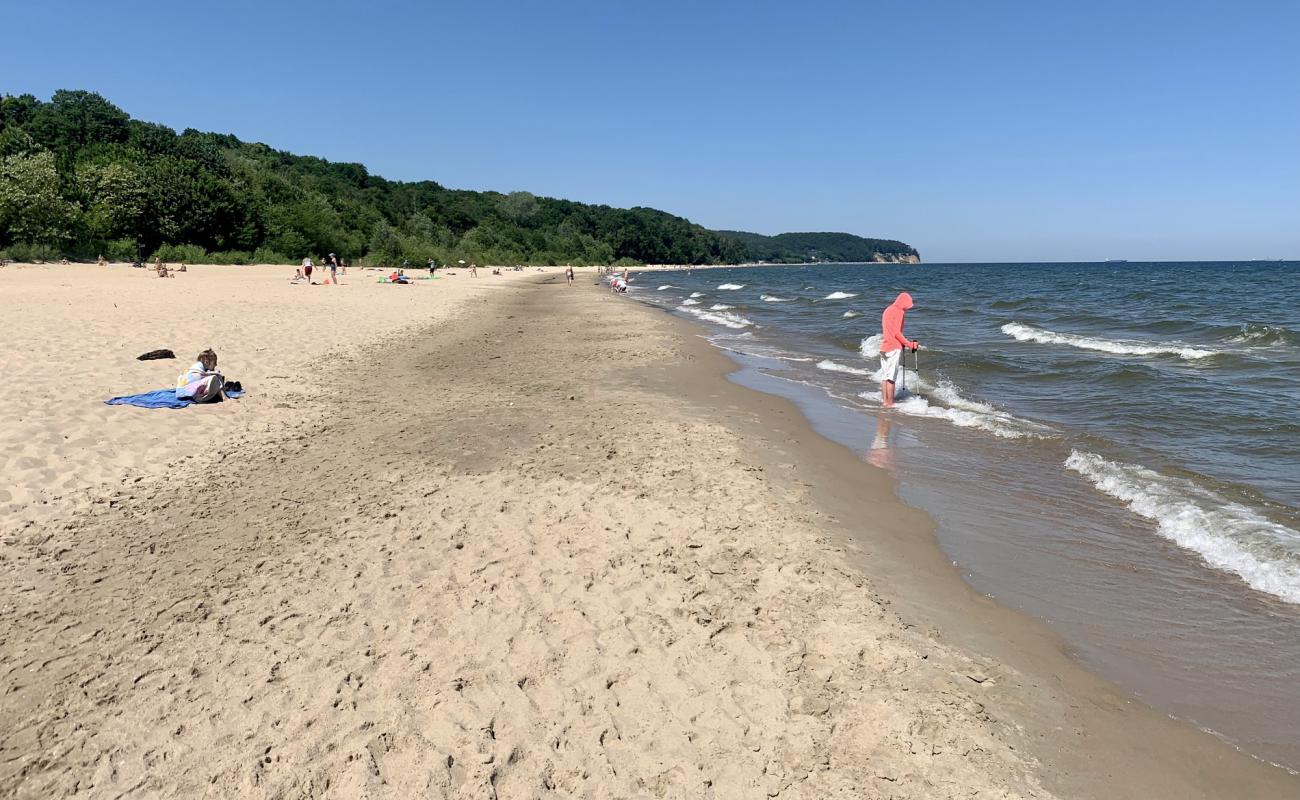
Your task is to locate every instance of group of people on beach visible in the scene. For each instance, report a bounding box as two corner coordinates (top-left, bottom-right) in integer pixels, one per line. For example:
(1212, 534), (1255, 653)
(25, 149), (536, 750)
(295, 254), (344, 285)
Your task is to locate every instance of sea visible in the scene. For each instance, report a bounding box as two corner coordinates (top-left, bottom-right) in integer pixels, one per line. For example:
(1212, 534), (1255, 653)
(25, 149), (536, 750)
(631, 261), (1300, 772)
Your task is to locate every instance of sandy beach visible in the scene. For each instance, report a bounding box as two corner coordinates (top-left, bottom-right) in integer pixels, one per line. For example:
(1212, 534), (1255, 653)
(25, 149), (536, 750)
(1, 265), (1296, 798)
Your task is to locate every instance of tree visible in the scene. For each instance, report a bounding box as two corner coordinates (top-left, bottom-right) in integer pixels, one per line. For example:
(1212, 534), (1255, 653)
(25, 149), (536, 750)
(79, 161), (148, 243)
(0, 150), (80, 247)
(368, 220), (402, 265)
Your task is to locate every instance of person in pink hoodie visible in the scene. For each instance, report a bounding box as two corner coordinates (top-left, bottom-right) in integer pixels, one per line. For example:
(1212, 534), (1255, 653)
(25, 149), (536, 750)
(879, 291), (919, 408)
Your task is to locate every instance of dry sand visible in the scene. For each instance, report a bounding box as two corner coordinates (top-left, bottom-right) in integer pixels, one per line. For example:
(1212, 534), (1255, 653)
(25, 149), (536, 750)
(1, 265), (1296, 798)
(0, 262), (540, 535)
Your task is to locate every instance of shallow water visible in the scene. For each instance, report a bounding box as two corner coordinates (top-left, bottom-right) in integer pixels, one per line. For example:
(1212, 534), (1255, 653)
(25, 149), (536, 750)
(632, 261), (1300, 771)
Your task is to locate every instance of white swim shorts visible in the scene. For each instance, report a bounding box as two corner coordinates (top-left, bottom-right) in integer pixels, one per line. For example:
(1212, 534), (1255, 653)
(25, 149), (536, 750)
(879, 349), (903, 383)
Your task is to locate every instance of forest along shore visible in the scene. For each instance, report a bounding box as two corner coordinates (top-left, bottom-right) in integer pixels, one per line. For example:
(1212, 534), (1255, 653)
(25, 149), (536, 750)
(0, 273), (1292, 798)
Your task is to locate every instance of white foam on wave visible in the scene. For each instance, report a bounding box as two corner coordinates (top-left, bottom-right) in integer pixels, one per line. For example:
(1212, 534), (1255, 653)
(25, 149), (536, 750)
(817, 359), (874, 376)
(761, 294), (795, 302)
(682, 306), (754, 330)
(1225, 324), (1297, 347)
(854, 371), (1051, 440)
(842, 311), (862, 318)
(1002, 322), (1219, 360)
(656, 285), (676, 291)
(717, 283), (746, 290)
(689, 292), (704, 298)
(823, 291), (858, 300)
(710, 303), (734, 311)
(858, 334), (883, 358)
(1065, 451), (1300, 605)
(680, 298), (700, 306)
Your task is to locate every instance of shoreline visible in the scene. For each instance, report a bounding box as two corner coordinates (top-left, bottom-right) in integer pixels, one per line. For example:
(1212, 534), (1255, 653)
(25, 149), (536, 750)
(628, 290), (1300, 796)
(0, 272), (1293, 796)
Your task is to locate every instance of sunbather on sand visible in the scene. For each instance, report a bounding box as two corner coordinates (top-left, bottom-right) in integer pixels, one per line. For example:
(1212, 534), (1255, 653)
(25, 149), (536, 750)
(176, 348), (225, 402)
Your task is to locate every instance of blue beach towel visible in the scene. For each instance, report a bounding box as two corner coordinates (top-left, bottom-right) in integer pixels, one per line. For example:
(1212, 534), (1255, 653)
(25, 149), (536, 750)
(105, 388), (244, 409)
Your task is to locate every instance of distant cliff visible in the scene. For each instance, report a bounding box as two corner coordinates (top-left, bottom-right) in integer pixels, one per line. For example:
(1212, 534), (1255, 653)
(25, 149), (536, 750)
(715, 231), (920, 264)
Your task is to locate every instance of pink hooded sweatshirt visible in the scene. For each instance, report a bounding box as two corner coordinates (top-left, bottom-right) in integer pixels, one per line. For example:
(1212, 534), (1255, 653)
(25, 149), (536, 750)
(880, 292), (917, 353)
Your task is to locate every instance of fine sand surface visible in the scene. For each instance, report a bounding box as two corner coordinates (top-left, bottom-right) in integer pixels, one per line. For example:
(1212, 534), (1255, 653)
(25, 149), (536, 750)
(0, 262), (541, 535)
(1, 267), (1296, 798)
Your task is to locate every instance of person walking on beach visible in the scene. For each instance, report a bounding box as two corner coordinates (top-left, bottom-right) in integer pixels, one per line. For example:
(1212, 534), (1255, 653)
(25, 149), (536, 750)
(879, 291), (919, 408)
(565, 265), (574, 286)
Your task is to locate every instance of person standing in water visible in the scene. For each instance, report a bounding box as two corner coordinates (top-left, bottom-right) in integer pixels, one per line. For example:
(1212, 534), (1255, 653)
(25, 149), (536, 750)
(879, 291), (919, 408)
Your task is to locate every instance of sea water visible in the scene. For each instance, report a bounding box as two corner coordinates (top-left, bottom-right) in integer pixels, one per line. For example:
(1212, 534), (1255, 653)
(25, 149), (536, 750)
(633, 261), (1300, 771)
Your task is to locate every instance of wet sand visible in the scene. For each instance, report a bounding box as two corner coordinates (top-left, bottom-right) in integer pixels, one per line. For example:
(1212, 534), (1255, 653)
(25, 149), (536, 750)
(0, 269), (1295, 797)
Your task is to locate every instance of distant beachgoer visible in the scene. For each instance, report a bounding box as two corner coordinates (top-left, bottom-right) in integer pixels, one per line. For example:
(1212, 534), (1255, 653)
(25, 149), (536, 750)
(565, 265), (574, 286)
(178, 263), (187, 272)
(154, 256), (163, 272)
(327, 253), (339, 284)
(156, 263), (171, 278)
(470, 264), (478, 277)
(427, 258), (436, 275)
(97, 254), (107, 266)
(879, 291), (919, 408)
(176, 348), (224, 402)
(302, 257), (314, 283)
(291, 268), (305, 283)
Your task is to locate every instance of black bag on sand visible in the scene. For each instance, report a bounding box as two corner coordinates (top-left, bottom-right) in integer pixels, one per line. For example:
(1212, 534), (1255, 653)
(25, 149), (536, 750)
(137, 349), (175, 361)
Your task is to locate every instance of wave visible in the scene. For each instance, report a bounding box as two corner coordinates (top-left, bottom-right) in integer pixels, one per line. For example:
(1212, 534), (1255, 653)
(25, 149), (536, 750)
(680, 298), (700, 306)
(816, 359), (874, 376)
(710, 304), (734, 311)
(857, 378), (1051, 439)
(990, 297), (1037, 310)
(858, 334), (883, 358)
(657, 285), (676, 291)
(823, 291), (858, 300)
(682, 306), (754, 330)
(689, 292), (704, 298)
(1224, 323), (1299, 347)
(717, 283), (746, 290)
(1066, 451), (1300, 605)
(761, 294), (795, 302)
(1001, 322), (1220, 360)
(842, 311), (862, 318)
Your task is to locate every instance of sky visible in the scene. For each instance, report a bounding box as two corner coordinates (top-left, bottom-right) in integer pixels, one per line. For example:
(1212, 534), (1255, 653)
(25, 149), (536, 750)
(4, 0), (1298, 262)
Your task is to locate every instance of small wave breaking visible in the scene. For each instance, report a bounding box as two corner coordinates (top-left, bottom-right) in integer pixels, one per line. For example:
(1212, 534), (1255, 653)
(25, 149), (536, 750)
(1002, 322), (1220, 360)
(1225, 323), (1299, 348)
(656, 285), (676, 291)
(689, 292), (704, 298)
(761, 294), (795, 303)
(683, 306), (754, 330)
(816, 359), (874, 376)
(823, 291), (858, 300)
(842, 311), (862, 318)
(717, 283), (746, 290)
(680, 298), (700, 306)
(709, 303), (734, 311)
(1066, 451), (1300, 605)
(858, 334), (883, 358)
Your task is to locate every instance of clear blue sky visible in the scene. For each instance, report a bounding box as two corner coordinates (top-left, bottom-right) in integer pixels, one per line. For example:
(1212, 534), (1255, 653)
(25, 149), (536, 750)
(6, 0), (1298, 261)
